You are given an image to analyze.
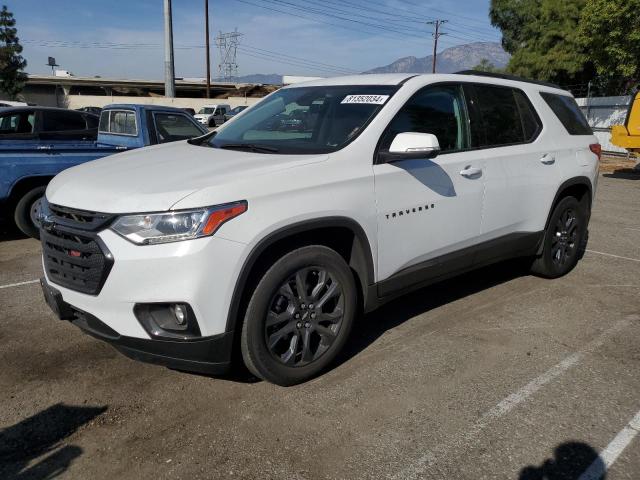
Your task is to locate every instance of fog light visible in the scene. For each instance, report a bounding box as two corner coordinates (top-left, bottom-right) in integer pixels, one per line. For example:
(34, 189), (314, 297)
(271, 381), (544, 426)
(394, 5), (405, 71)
(173, 304), (187, 325)
(134, 303), (201, 340)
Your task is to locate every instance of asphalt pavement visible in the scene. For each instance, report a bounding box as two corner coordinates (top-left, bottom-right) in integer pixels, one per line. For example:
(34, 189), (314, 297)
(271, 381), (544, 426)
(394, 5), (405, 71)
(1, 173), (639, 479)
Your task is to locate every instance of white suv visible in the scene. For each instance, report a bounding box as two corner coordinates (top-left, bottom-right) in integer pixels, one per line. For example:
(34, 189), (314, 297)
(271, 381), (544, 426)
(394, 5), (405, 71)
(40, 73), (600, 385)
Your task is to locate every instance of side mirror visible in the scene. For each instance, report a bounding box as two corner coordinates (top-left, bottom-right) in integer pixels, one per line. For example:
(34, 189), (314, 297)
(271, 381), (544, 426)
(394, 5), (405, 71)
(380, 132), (441, 163)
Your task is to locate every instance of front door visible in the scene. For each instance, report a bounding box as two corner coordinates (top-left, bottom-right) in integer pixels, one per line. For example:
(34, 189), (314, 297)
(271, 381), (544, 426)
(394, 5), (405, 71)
(373, 84), (485, 294)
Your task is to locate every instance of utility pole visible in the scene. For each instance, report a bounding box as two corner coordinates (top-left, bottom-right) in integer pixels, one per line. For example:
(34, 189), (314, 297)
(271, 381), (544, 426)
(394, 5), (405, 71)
(426, 19), (448, 74)
(205, 0), (211, 98)
(163, 0), (176, 97)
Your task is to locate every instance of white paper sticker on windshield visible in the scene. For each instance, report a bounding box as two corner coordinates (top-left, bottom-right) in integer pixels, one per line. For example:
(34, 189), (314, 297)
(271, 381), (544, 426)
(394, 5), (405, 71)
(341, 94), (389, 105)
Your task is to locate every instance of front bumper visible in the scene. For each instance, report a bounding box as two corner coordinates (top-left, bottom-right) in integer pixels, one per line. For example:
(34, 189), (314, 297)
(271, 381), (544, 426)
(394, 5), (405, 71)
(43, 229), (246, 339)
(41, 277), (234, 374)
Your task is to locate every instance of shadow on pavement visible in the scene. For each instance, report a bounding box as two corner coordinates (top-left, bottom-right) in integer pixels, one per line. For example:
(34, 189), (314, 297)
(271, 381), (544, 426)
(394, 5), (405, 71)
(0, 403), (107, 480)
(0, 220), (27, 242)
(335, 258), (531, 368)
(603, 169), (640, 180)
(519, 441), (604, 479)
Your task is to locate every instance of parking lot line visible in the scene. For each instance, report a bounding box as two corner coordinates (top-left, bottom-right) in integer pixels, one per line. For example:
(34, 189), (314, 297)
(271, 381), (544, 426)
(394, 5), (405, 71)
(578, 409), (640, 480)
(394, 316), (635, 480)
(0, 279), (39, 290)
(586, 249), (640, 263)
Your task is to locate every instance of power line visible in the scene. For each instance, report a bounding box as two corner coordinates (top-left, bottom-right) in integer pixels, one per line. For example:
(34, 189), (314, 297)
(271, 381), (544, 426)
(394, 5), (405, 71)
(24, 39), (358, 76)
(230, 0), (426, 45)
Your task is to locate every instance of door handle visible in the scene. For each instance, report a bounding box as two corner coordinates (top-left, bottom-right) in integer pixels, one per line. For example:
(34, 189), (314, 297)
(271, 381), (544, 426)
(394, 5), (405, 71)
(540, 154), (556, 165)
(37, 145), (52, 150)
(460, 166), (482, 178)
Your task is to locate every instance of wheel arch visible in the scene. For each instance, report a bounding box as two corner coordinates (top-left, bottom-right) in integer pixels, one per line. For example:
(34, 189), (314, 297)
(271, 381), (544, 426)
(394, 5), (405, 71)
(537, 176), (593, 254)
(6, 175), (53, 211)
(224, 217), (375, 334)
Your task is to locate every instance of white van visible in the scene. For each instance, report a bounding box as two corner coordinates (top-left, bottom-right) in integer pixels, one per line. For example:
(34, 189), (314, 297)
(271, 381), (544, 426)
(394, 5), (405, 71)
(194, 104), (231, 127)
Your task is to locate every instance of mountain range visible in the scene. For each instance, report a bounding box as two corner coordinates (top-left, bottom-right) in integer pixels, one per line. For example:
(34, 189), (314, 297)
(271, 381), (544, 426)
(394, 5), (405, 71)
(363, 42), (510, 74)
(226, 41), (510, 84)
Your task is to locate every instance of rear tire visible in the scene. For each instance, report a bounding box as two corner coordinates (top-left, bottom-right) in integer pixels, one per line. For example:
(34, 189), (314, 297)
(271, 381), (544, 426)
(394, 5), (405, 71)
(14, 186), (45, 239)
(530, 196), (587, 278)
(240, 246), (357, 386)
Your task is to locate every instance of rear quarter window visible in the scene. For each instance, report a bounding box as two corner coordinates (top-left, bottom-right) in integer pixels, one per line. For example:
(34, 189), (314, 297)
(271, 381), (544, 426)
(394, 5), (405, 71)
(540, 92), (592, 135)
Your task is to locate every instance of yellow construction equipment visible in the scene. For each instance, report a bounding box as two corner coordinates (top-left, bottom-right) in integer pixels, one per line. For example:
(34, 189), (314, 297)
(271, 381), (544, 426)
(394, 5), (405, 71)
(611, 90), (640, 156)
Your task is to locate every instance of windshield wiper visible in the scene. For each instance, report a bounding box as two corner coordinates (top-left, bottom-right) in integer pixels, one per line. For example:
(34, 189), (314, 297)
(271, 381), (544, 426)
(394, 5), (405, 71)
(218, 143), (279, 153)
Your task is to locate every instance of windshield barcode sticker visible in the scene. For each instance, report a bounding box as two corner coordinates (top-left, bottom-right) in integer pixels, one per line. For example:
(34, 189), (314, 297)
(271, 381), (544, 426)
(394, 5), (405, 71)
(341, 94), (389, 105)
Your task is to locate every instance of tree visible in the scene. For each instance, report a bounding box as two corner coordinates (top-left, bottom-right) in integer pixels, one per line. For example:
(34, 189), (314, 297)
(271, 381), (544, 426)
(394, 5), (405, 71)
(472, 58), (502, 73)
(0, 5), (26, 99)
(578, 0), (640, 95)
(490, 0), (594, 87)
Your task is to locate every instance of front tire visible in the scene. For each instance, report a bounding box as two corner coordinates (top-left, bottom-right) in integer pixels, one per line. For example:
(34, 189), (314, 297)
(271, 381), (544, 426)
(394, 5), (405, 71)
(240, 246), (357, 386)
(14, 186), (46, 239)
(530, 196), (587, 278)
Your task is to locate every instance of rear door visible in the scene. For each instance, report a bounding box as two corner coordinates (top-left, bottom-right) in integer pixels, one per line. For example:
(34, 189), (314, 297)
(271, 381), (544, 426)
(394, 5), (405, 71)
(466, 84), (553, 244)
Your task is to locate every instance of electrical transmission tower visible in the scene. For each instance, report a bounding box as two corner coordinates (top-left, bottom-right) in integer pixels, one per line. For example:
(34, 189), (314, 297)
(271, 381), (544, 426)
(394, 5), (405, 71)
(215, 29), (242, 81)
(426, 19), (448, 74)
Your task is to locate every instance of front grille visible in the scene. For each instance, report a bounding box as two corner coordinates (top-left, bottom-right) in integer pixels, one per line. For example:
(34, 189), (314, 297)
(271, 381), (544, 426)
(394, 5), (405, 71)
(41, 204), (114, 295)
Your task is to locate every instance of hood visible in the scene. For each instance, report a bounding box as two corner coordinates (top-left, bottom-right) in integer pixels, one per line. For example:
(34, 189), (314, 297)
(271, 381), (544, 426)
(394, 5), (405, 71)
(194, 114), (209, 119)
(46, 141), (328, 213)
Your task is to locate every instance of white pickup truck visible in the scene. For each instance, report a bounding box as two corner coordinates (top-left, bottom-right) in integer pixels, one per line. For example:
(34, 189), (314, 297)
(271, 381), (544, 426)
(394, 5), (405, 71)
(40, 72), (600, 386)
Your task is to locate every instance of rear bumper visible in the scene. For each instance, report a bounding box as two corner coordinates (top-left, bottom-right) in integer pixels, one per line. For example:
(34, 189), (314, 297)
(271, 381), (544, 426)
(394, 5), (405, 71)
(42, 278), (233, 374)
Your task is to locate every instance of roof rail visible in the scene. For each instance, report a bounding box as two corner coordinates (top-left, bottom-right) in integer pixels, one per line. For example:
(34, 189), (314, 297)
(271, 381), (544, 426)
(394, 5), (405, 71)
(455, 70), (562, 90)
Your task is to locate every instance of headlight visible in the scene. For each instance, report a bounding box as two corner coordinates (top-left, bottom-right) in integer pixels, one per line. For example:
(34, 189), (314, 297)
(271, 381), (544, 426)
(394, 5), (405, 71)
(111, 201), (247, 245)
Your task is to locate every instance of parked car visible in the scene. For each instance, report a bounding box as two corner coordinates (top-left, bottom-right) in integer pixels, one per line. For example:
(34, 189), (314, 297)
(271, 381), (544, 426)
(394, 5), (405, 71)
(183, 108), (196, 116)
(194, 104), (231, 127)
(39, 72), (600, 386)
(76, 106), (103, 116)
(1, 104), (206, 237)
(224, 105), (248, 121)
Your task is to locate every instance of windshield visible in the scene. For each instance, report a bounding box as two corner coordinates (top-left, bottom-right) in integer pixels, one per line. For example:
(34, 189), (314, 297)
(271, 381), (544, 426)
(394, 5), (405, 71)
(198, 107), (215, 114)
(208, 85), (397, 154)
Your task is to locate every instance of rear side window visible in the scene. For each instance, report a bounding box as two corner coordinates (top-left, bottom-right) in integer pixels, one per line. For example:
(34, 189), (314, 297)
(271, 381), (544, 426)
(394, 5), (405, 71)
(99, 110), (137, 135)
(540, 92), (592, 135)
(473, 85), (528, 147)
(514, 90), (542, 141)
(41, 111), (87, 132)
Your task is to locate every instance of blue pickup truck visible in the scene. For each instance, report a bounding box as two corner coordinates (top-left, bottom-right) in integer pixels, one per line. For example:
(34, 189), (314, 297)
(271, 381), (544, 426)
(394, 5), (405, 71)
(0, 103), (207, 237)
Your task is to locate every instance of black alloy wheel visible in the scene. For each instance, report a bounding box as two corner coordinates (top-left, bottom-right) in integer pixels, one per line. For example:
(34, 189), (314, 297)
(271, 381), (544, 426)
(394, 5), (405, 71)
(550, 207), (579, 267)
(240, 245), (357, 386)
(265, 267), (345, 367)
(531, 195), (587, 278)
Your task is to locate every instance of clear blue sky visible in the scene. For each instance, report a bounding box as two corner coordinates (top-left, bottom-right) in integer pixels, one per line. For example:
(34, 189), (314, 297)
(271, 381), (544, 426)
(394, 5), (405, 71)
(10, 0), (501, 79)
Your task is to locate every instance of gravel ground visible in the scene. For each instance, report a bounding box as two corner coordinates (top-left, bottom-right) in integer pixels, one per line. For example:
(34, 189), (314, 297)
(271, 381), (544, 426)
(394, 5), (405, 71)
(1, 174), (639, 480)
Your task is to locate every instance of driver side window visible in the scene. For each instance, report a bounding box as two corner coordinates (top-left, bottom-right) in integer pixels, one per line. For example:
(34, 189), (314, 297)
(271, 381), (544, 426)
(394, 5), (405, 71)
(380, 84), (469, 154)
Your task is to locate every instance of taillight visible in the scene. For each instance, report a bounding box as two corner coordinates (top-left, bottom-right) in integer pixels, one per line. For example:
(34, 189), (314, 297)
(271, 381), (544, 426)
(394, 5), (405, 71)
(589, 143), (602, 161)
